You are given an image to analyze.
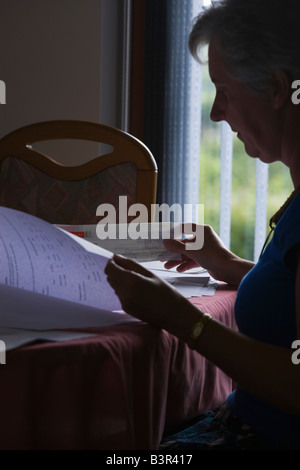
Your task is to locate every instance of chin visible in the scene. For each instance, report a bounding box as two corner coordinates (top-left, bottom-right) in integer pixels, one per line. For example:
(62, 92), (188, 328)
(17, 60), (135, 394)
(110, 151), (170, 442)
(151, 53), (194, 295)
(239, 137), (265, 160)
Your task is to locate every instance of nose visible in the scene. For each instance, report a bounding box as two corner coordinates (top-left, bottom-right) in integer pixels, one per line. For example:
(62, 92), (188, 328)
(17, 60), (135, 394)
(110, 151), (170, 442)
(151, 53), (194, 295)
(210, 94), (226, 123)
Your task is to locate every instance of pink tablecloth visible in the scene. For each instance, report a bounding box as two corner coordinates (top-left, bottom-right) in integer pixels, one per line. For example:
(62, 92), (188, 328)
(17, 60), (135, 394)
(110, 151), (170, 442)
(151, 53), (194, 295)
(0, 285), (237, 450)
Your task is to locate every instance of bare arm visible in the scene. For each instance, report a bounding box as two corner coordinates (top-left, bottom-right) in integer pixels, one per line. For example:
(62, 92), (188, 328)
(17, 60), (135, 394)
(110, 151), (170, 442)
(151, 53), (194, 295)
(105, 253), (300, 416)
(194, 306), (300, 416)
(163, 225), (254, 286)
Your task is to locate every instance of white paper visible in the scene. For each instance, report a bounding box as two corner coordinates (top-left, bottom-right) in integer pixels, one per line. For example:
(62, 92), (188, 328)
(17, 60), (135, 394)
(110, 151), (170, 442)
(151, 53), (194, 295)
(141, 260), (218, 298)
(0, 207), (215, 347)
(56, 222), (182, 262)
(0, 326), (98, 351)
(62, 236), (217, 299)
(0, 282), (138, 330)
(0, 207), (145, 338)
(0, 207), (122, 312)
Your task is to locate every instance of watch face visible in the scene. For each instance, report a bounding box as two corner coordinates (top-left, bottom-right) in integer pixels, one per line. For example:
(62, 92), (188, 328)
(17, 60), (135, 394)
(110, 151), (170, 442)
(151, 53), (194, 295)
(191, 323), (203, 339)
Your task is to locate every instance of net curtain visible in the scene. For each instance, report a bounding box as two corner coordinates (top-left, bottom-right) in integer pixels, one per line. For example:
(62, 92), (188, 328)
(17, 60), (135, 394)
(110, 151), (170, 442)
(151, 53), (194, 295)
(144, 0), (203, 222)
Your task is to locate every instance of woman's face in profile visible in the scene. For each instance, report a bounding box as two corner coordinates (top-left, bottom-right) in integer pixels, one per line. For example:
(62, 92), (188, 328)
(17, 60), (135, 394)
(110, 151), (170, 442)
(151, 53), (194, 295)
(208, 41), (282, 165)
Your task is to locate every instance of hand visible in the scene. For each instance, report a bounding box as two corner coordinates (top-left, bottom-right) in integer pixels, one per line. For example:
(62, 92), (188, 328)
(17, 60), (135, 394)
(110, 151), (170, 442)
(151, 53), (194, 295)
(163, 224), (254, 286)
(105, 254), (200, 340)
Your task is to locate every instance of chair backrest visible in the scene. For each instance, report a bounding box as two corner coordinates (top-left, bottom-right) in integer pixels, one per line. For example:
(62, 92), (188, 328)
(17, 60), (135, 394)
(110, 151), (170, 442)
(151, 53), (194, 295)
(0, 120), (158, 224)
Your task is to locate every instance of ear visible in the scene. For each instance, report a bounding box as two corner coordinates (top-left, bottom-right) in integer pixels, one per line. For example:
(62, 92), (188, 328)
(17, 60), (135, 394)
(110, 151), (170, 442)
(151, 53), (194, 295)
(268, 70), (291, 110)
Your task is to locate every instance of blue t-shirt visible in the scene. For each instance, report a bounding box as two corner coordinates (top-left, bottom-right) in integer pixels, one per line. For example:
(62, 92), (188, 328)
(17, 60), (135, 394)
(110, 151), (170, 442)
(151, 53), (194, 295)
(227, 192), (300, 448)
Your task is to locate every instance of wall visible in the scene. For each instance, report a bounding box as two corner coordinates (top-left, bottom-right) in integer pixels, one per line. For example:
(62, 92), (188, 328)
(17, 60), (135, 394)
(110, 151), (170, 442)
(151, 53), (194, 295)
(0, 0), (123, 164)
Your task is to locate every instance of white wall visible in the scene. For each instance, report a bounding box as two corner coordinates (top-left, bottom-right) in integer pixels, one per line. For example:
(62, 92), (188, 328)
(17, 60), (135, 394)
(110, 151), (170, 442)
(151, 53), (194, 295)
(0, 0), (123, 164)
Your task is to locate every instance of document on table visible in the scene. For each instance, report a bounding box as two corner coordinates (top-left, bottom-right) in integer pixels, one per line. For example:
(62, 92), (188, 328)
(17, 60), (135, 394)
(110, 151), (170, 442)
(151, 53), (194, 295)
(141, 260), (218, 298)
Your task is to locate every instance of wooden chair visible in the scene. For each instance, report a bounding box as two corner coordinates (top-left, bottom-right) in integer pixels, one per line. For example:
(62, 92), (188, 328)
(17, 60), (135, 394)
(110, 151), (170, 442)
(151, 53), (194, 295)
(0, 120), (158, 224)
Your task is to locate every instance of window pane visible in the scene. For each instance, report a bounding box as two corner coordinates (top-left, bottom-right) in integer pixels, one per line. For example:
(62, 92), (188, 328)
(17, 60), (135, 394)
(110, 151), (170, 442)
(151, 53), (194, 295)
(199, 66), (221, 234)
(267, 163), (293, 225)
(230, 136), (256, 260)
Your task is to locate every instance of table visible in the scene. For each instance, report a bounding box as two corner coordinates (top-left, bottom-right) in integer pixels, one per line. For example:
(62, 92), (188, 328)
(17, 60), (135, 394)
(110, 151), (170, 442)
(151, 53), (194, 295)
(0, 284), (237, 450)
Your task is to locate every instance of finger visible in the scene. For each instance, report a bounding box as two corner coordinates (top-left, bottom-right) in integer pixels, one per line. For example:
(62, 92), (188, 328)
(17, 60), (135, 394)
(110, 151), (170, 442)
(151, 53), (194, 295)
(105, 259), (139, 304)
(175, 259), (198, 272)
(163, 236), (197, 255)
(173, 222), (199, 235)
(112, 254), (154, 279)
(163, 238), (187, 254)
(105, 259), (122, 286)
(164, 258), (199, 272)
(105, 257), (136, 282)
(163, 255), (190, 270)
(164, 259), (182, 270)
(105, 257), (155, 296)
(105, 258), (158, 318)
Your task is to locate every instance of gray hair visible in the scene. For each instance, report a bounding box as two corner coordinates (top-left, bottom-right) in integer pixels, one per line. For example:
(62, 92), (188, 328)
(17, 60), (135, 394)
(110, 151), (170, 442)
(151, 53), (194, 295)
(189, 0), (300, 94)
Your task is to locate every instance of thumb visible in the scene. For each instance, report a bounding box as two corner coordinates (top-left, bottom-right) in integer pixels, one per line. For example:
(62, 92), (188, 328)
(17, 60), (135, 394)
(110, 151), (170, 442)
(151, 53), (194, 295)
(163, 238), (187, 255)
(112, 254), (154, 278)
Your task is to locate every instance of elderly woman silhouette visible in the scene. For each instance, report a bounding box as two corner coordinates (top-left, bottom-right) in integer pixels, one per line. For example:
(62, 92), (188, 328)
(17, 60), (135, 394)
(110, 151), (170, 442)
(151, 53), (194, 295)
(106, 0), (300, 450)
